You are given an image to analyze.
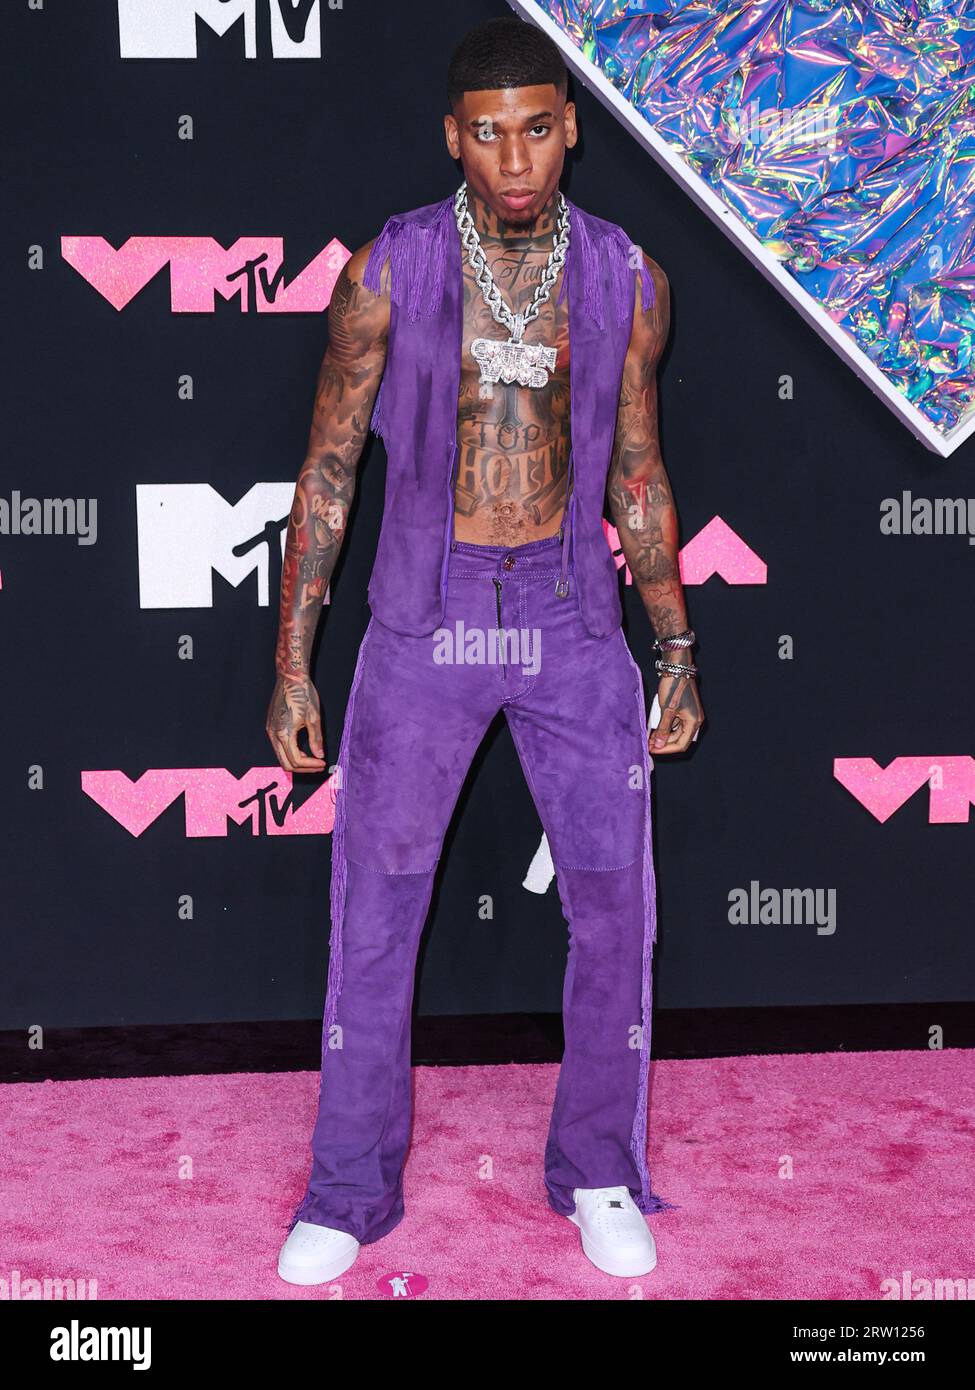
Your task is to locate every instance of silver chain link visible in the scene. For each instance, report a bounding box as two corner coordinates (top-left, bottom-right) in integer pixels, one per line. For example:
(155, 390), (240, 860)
(453, 181), (570, 343)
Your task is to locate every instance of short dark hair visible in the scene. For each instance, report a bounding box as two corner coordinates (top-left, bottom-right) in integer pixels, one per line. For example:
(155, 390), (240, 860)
(447, 16), (568, 109)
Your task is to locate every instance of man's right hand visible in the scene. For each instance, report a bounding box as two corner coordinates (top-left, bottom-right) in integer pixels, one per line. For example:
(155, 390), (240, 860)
(266, 673), (327, 773)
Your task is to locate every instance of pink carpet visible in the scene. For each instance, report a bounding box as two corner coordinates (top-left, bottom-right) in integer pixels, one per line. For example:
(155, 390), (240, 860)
(2, 1049), (971, 1299)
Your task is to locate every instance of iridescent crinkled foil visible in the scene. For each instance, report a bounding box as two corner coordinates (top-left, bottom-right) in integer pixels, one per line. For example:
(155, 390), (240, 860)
(526, 0), (975, 437)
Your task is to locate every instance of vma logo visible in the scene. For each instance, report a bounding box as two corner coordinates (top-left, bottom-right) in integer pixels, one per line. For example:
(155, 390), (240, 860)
(118, 0), (323, 59)
(835, 758), (975, 824)
(136, 483), (313, 609)
(60, 236), (349, 313)
(82, 767), (339, 836)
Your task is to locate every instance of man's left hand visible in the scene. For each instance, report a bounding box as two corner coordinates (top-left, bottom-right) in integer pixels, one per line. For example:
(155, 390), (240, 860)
(650, 672), (704, 753)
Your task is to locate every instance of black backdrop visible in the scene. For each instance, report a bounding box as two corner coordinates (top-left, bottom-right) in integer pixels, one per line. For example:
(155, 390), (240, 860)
(3, 0), (973, 1035)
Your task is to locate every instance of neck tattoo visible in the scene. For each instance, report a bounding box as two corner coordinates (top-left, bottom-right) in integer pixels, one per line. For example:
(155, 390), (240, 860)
(454, 181), (570, 393)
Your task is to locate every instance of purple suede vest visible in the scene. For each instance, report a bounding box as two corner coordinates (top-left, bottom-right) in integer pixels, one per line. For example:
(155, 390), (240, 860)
(361, 192), (654, 638)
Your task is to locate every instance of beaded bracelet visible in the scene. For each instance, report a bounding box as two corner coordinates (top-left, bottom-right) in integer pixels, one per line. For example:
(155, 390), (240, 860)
(654, 658), (699, 678)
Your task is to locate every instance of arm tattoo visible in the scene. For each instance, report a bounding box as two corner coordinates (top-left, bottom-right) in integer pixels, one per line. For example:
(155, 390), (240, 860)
(273, 251), (389, 694)
(607, 259), (689, 641)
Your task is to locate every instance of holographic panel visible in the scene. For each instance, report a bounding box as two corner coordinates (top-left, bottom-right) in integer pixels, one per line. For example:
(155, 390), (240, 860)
(511, 0), (975, 454)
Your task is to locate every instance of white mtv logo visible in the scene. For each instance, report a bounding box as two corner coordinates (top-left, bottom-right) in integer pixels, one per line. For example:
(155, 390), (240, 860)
(137, 482), (308, 608)
(118, 0), (322, 58)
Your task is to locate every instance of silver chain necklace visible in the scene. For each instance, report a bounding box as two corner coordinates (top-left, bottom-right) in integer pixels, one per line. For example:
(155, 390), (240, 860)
(453, 180), (570, 390)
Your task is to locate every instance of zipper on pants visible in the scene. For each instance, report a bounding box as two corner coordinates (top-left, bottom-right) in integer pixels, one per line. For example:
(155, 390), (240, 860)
(492, 576), (506, 681)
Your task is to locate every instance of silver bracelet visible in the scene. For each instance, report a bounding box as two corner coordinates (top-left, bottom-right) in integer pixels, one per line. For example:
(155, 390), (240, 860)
(655, 658), (699, 678)
(653, 628), (696, 652)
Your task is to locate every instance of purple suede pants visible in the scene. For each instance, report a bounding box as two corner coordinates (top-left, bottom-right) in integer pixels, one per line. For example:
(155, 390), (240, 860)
(287, 531), (666, 1245)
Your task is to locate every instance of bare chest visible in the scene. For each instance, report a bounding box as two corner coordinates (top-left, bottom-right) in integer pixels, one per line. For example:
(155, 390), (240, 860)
(453, 249), (572, 543)
(459, 251), (570, 410)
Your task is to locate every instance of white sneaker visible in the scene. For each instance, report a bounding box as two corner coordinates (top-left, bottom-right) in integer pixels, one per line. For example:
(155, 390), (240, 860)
(277, 1220), (360, 1285)
(566, 1186), (657, 1277)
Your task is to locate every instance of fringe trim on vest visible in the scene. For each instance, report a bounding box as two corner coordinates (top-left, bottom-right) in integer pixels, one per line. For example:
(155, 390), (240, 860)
(557, 217), (656, 328)
(362, 197), (454, 321)
(362, 199), (453, 441)
(369, 377), (387, 443)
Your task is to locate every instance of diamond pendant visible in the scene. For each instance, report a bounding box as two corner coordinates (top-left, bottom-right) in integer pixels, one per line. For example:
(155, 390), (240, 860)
(470, 314), (556, 391)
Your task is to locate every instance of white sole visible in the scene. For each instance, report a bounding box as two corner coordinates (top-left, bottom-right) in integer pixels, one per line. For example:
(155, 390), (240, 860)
(566, 1210), (657, 1278)
(277, 1241), (360, 1286)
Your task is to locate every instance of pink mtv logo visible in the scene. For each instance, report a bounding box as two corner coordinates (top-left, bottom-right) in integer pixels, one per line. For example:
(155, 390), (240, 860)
(834, 757), (975, 823)
(604, 515), (767, 584)
(61, 236), (350, 312)
(81, 767), (341, 837)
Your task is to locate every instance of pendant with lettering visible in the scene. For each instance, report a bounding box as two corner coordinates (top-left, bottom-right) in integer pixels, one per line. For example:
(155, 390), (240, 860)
(471, 314), (557, 390)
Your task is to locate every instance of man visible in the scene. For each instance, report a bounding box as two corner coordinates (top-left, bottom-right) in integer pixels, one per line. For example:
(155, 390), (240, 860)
(268, 15), (703, 1284)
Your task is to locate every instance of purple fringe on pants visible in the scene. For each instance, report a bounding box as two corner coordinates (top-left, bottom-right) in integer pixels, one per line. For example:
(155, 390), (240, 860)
(322, 617), (377, 1045)
(284, 621), (377, 1237)
(624, 633), (680, 1216)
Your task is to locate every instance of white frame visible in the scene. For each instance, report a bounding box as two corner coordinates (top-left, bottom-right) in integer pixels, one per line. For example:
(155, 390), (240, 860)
(508, 0), (974, 458)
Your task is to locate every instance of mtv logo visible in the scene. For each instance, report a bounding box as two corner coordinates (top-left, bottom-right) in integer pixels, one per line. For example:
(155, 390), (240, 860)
(136, 482), (305, 608)
(118, 0), (321, 59)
